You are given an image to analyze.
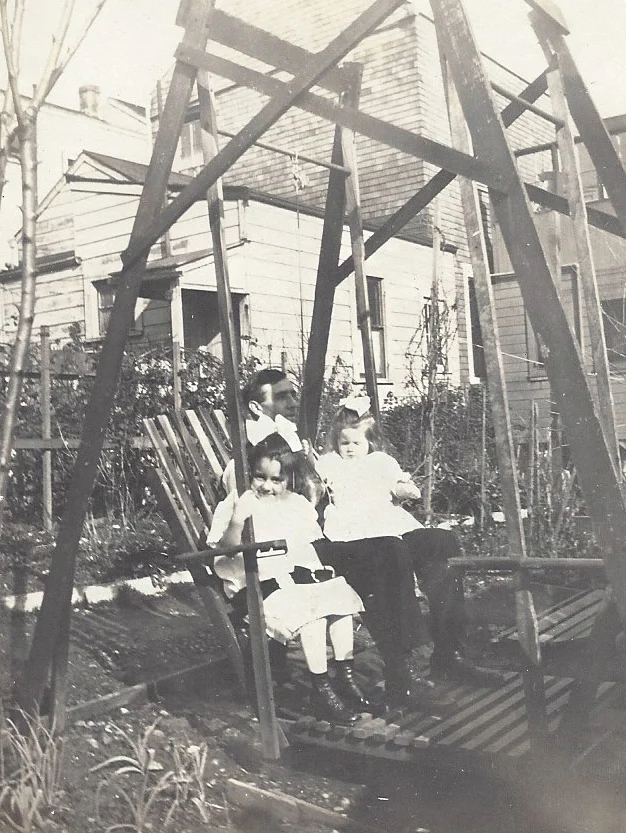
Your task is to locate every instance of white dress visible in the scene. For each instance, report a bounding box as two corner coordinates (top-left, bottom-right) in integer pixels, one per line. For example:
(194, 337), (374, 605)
(316, 451), (423, 542)
(207, 490), (363, 643)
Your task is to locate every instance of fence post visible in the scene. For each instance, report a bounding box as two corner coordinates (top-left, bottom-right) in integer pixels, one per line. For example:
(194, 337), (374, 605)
(172, 341), (182, 411)
(41, 326), (52, 531)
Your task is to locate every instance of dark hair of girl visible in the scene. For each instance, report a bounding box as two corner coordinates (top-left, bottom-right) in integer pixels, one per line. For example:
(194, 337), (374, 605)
(248, 433), (295, 477)
(326, 406), (384, 455)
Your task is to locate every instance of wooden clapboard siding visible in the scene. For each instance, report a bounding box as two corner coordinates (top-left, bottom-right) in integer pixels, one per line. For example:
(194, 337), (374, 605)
(168, 200), (241, 252)
(492, 204), (626, 441)
(492, 274), (553, 434)
(141, 301), (171, 343)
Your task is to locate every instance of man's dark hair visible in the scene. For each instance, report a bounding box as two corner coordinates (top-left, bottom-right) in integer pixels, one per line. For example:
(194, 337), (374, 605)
(242, 368), (287, 408)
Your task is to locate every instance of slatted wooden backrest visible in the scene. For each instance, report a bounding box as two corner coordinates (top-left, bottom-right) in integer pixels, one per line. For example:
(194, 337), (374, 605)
(143, 407), (233, 553)
(143, 406), (248, 693)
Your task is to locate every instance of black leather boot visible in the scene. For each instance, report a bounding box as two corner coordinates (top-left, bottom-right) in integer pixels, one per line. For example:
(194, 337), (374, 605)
(385, 658), (456, 713)
(309, 672), (358, 724)
(333, 660), (372, 712)
(430, 649), (506, 687)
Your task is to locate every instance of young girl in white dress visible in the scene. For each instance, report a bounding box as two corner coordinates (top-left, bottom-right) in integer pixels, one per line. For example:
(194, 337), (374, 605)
(207, 433), (369, 723)
(316, 397), (469, 704)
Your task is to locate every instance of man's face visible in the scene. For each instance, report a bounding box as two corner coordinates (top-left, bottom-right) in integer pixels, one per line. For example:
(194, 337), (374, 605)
(257, 379), (298, 421)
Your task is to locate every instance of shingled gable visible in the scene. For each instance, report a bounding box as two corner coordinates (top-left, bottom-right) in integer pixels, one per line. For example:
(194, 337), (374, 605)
(154, 0), (555, 252)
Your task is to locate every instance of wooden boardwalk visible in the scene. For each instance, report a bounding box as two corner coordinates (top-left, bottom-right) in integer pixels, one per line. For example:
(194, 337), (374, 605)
(283, 672), (617, 767)
(494, 589), (606, 646)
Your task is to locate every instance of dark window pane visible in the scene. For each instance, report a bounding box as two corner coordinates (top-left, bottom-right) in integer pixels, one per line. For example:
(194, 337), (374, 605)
(602, 298), (626, 365)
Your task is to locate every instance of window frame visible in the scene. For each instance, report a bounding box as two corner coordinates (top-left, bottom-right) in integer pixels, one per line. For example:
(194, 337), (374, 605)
(364, 275), (387, 379)
(601, 295), (626, 368)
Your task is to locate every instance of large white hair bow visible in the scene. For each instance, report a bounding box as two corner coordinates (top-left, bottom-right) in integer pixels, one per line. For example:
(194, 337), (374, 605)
(339, 395), (372, 417)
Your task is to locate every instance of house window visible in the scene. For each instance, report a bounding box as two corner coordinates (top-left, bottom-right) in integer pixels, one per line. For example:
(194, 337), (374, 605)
(466, 276), (486, 380)
(180, 120), (202, 161)
(97, 286), (115, 336)
(526, 265), (581, 379)
(96, 284), (143, 338)
(601, 297), (626, 366)
(366, 276), (387, 377)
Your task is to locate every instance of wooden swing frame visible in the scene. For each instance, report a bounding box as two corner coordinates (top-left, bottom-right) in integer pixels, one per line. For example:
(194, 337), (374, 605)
(14, 0), (626, 762)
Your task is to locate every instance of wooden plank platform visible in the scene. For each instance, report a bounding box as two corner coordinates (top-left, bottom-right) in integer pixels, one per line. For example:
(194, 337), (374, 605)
(282, 673), (618, 767)
(494, 589), (606, 646)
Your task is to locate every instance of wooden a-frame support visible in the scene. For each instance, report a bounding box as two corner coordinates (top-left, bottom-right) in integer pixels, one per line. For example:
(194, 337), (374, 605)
(431, 0), (626, 619)
(16, 0), (626, 760)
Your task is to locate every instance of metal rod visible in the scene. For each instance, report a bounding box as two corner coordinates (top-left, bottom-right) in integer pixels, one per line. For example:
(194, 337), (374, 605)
(176, 539), (287, 563)
(491, 79), (564, 127)
(215, 127), (350, 174)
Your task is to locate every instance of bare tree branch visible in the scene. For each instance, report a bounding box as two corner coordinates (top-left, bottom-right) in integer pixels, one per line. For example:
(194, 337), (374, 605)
(10, 0), (25, 71)
(38, 0), (108, 107)
(29, 0), (76, 115)
(0, 0), (25, 122)
(0, 114), (36, 508)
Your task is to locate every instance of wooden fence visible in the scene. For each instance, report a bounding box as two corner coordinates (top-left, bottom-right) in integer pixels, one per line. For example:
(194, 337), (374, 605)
(2, 327), (154, 530)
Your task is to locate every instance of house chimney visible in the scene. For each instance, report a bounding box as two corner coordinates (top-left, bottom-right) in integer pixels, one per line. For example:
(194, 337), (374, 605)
(78, 84), (100, 118)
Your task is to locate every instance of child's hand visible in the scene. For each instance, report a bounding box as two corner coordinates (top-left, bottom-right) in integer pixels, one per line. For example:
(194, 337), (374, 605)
(232, 489), (259, 524)
(395, 479), (422, 501)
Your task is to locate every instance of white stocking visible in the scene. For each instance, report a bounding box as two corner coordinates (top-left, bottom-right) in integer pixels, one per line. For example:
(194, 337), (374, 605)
(299, 619), (328, 674)
(328, 615), (354, 662)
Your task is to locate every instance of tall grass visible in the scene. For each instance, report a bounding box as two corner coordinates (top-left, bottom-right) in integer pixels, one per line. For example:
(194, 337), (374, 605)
(0, 706), (65, 833)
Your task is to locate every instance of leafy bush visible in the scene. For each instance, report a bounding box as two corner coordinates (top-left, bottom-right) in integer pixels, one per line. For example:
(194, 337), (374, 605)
(0, 329), (261, 524)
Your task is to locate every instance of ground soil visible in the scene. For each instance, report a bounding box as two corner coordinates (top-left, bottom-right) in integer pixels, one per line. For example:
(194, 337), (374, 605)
(1, 573), (626, 833)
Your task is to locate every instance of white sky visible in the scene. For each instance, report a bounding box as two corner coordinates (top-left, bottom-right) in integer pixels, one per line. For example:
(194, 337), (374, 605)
(13, 0), (626, 117)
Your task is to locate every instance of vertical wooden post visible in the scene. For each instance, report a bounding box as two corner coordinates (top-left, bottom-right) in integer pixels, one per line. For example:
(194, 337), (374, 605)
(197, 71), (284, 759)
(172, 341), (182, 412)
(533, 28), (621, 473)
(441, 53), (545, 740)
(299, 66), (361, 443)
(430, 0), (626, 631)
(479, 383), (487, 531)
(14, 0), (217, 714)
(341, 129), (380, 421)
(40, 326), (52, 531)
(422, 202), (442, 524)
(528, 401), (537, 546)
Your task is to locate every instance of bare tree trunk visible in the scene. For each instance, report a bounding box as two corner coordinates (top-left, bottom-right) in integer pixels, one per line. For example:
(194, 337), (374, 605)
(0, 0), (109, 526)
(0, 114), (36, 519)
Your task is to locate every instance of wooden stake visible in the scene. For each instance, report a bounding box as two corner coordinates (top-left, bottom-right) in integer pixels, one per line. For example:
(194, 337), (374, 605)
(341, 128), (380, 421)
(172, 341), (182, 412)
(14, 0), (217, 715)
(441, 50), (545, 740)
(422, 201), (442, 524)
(197, 72), (285, 759)
(40, 326), (52, 531)
(431, 0), (626, 631)
(533, 28), (621, 473)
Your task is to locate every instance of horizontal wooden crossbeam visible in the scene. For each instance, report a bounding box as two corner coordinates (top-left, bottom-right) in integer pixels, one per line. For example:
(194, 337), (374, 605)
(526, 183), (626, 238)
(490, 80), (563, 128)
(175, 540), (287, 564)
(177, 44), (510, 193)
(334, 72), (549, 284)
(449, 556), (605, 572)
(122, 0), (406, 269)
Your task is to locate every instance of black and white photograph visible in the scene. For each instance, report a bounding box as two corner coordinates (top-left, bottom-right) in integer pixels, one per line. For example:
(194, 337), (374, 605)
(1, 1), (626, 830)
